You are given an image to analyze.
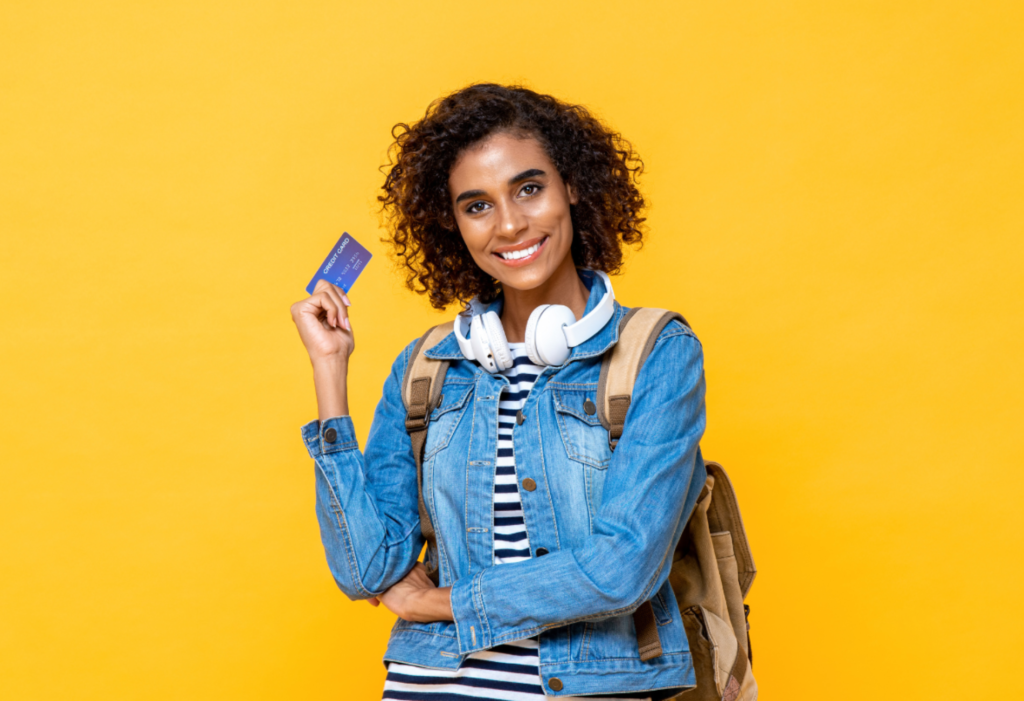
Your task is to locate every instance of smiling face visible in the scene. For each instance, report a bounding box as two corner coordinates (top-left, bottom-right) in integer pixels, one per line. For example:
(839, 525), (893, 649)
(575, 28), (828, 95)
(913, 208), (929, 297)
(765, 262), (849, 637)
(448, 132), (578, 293)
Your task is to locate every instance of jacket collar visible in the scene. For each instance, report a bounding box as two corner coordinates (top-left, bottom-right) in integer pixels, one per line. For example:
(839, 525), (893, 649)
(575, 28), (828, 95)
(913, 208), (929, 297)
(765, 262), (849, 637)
(423, 269), (624, 366)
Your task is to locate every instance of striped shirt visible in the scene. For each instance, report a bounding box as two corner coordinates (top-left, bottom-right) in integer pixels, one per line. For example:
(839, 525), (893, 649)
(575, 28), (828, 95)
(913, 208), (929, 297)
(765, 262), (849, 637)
(383, 344), (650, 701)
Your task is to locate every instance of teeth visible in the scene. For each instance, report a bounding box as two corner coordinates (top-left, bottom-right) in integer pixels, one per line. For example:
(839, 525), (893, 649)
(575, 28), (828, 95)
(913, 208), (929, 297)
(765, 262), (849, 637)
(498, 241), (541, 260)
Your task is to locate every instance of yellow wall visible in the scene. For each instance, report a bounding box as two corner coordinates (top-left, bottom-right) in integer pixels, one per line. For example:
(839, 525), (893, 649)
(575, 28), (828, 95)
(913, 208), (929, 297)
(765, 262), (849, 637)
(2, 2), (1022, 698)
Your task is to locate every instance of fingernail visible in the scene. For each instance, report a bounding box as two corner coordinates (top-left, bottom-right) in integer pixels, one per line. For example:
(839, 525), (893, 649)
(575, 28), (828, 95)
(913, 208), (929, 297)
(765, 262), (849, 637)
(343, 318), (351, 331)
(342, 295), (351, 306)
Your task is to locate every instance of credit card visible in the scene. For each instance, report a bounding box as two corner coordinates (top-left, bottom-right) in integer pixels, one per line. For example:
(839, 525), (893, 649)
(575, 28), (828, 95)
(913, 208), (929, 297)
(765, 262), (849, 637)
(305, 232), (372, 294)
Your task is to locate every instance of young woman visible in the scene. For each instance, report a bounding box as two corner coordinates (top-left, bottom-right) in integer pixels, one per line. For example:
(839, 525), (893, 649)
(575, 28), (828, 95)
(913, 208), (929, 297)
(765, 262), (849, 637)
(291, 84), (707, 700)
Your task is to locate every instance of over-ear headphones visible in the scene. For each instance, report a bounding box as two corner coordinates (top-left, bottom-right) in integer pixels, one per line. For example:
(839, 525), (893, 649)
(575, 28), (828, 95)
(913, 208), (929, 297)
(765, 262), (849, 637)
(454, 270), (616, 371)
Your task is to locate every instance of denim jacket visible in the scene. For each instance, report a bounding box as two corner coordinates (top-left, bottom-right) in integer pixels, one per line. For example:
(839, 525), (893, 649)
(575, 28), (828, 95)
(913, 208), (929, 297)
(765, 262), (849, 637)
(301, 271), (707, 698)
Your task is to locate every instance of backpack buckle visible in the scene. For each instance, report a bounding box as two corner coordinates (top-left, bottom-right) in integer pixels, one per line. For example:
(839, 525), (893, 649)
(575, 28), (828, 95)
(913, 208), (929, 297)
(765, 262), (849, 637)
(405, 411), (429, 432)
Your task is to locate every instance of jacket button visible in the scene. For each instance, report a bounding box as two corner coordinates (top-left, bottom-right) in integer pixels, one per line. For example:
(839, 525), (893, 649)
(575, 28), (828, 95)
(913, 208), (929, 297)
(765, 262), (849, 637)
(583, 398), (597, 415)
(516, 410), (525, 425)
(535, 547), (549, 557)
(323, 427), (337, 443)
(521, 478), (537, 492)
(547, 677), (563, 691)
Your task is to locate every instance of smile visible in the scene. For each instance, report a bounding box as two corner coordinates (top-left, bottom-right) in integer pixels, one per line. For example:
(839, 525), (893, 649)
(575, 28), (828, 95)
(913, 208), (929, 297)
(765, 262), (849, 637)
(494, 237), (548, 265)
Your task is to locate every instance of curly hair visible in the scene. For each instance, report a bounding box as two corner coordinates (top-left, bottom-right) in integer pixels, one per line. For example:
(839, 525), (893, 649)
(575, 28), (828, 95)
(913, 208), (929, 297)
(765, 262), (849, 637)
(379, 83), (645, 310)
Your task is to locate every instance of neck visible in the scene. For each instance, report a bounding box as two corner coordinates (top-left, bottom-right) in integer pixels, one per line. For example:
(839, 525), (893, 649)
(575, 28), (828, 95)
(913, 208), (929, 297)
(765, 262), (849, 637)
(500, 255), (590, 343)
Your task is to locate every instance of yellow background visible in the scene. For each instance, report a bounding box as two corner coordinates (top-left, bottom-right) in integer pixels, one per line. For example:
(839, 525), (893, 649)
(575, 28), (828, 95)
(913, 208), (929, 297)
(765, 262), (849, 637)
(2, 1), (1022, 699)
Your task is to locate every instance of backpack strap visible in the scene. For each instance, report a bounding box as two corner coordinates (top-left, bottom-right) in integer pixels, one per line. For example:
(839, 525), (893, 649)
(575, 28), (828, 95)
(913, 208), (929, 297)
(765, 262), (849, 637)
(597, 307), (689, 661)
(597, 308), (689, 447)
(401, 321), (454, 585)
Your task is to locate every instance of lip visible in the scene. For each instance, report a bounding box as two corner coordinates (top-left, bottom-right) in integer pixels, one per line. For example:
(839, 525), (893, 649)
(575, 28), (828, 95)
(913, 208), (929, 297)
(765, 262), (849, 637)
(492, 236), (548, 267)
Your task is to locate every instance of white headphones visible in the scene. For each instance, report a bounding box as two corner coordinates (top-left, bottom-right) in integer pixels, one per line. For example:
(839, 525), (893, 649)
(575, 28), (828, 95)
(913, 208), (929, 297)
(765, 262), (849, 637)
(454, 270), (616, 371)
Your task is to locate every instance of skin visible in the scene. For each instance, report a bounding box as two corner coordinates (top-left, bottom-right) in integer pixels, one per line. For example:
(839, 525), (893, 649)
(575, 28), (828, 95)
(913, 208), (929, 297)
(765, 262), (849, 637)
(290, 131), (589, 623)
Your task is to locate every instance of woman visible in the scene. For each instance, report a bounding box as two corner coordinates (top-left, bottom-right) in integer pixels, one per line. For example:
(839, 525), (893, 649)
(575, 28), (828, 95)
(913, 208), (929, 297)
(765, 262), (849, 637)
(291, 84), (707, 700)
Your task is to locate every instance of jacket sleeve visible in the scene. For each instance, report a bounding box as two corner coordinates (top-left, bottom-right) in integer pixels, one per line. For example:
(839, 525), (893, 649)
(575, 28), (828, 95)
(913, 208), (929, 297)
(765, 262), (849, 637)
(449, 323), (706, 654)
(300, 340), (424, 599)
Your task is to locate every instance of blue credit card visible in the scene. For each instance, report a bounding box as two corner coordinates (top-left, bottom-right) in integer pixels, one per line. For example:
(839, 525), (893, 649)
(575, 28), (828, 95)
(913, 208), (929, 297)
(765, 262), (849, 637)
(305, 232), (372, 294)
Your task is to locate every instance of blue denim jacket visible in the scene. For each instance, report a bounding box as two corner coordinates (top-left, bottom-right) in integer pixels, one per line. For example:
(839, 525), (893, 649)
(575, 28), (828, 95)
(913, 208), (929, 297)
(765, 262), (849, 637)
(301, 271), (707, 698)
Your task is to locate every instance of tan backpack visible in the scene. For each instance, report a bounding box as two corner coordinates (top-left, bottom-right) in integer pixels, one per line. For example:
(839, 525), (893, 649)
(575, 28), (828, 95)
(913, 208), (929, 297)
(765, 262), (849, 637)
(402, 309), (758, 701)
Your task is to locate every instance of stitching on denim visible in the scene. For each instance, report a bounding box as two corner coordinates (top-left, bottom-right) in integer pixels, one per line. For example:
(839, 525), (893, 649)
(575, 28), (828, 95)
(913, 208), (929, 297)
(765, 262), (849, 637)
(386, 628), (457, 641)
(555, 410), (609, 469)
(424, 453), (454, 587)
(533, 397), (561, 552)
(538, 652), (687, 667)
(584, 466), (595, 535)
(424, 397), (472, 461)
(335, 507), (373, 598)
(474, 571), (491, 649)
(546, 381), (599, 390)
(429, 385), (474, 421)
(582, 623), (593, 661)
(316, 472), (374, 600)
(322, 439), (358, 455)
(464, 393), (478, 576)
(552, 393), (603, 426)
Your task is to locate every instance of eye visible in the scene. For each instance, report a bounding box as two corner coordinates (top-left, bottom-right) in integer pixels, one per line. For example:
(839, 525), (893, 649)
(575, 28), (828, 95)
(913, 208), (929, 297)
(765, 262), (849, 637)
(466, 200), (490, 214)
(519, 183), (543, 197)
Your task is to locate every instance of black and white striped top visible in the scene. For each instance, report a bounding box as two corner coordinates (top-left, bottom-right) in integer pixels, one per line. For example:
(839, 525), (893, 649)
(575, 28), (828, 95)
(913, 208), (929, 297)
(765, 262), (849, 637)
(382, 344), (650, 701)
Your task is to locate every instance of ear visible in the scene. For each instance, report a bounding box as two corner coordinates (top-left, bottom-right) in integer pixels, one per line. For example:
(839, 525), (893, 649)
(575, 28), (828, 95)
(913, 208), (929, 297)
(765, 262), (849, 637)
(566, 182), (579, 205)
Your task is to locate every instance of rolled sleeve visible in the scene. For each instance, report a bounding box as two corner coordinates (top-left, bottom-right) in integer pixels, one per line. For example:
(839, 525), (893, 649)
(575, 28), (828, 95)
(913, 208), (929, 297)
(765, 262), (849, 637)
(451, 570), (492, 654)
(302, 416), (358, 457)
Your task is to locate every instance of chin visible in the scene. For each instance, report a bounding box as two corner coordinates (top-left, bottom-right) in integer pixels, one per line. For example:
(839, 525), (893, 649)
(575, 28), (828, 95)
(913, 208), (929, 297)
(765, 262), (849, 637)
(496, 265), (555, 292)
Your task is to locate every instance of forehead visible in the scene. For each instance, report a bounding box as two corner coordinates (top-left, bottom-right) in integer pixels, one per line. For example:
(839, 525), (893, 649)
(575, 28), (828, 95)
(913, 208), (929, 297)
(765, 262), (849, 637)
(449, 133), (556, 186)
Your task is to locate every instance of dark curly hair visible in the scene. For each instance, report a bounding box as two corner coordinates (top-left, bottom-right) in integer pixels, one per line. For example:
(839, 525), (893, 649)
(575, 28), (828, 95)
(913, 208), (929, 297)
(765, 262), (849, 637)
(379, 83), (645, 310)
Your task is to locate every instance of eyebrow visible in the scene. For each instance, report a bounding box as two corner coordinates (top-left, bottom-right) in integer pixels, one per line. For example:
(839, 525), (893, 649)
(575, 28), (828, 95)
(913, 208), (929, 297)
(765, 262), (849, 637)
(454, 169), (548, 204)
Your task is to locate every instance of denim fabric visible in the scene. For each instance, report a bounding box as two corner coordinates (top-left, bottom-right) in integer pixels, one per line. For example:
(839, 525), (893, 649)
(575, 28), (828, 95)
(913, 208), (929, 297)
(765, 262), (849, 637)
(301, 271), (707, 698)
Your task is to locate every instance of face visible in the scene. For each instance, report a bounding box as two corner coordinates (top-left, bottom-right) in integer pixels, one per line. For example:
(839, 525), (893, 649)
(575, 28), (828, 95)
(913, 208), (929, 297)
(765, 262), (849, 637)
(448, 132), (578, 292)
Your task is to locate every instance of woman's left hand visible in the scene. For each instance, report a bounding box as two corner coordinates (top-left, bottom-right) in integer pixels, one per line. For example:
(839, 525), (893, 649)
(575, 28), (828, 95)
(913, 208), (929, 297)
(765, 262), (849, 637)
(375, 563), (454, 622)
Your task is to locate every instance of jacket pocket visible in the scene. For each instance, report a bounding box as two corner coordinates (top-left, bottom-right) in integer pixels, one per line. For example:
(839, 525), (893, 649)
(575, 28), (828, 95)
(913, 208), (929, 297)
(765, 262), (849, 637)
(552, 388), (612, 469)
(424, 383), (474, 460)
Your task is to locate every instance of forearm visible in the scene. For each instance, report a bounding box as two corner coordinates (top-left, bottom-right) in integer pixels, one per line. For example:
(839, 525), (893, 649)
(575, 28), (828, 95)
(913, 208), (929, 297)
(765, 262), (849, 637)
(313, 357), (349, 420)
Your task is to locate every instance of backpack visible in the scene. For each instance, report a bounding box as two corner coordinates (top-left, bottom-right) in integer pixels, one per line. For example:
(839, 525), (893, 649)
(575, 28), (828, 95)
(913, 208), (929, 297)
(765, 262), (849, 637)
(401, 309), (758, 701)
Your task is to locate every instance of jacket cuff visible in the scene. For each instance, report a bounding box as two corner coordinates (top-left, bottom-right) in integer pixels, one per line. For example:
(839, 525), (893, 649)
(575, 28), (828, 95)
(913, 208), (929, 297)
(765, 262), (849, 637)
(301, 416), (357, 457)
(450, 570), (491, 654)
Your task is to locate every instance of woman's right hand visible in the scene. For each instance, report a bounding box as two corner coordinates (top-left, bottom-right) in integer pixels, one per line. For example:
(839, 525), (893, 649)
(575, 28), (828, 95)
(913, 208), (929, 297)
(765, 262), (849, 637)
(290, 280), (354, 365)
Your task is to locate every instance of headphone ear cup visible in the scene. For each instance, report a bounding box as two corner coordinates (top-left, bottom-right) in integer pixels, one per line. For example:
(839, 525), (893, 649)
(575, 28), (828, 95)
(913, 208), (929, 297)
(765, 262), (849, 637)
(480, 311), (512, 371)
(469, 314), (497, 373)
(524, 305), (549, 365)
(527, 304), (577, 366)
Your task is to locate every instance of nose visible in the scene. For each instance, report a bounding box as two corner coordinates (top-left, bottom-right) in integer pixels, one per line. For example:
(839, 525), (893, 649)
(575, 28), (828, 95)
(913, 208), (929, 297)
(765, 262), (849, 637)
(495, 199), (528, 239)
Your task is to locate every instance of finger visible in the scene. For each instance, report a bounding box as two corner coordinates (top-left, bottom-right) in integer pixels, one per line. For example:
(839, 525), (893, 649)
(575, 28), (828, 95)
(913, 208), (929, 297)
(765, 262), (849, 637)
(322, 286), (350, 331)
(314, 280), (350, 307)
(314, 291), (340, 328)
(366, 597), (380, 607)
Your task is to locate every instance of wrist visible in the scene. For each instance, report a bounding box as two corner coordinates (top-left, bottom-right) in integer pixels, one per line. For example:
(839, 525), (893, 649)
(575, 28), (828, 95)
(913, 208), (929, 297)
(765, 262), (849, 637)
(415, 587), (453, 623)
(312, 356), (349, 421)
(311, 355), (349, 375)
